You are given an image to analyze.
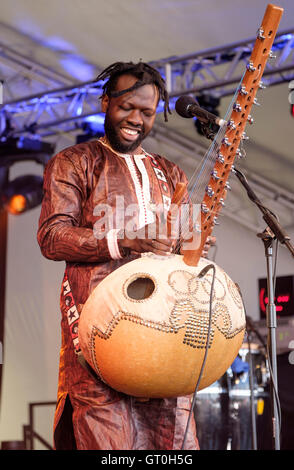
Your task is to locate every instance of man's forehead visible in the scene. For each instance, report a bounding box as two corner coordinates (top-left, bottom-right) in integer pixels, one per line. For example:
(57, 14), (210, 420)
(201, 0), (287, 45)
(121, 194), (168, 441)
(113, 74), (159, 102)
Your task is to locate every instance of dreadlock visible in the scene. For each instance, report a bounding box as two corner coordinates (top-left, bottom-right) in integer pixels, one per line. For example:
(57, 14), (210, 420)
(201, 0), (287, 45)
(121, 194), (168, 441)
(96, 61), (171, 121)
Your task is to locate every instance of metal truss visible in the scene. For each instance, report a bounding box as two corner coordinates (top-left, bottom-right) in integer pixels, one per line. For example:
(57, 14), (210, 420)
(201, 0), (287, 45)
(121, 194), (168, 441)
(0, 21), (99, 139)
(0, 80), (103, 139)
(1, 29), (294, 140)
(152, 29), (294, 98)
(0, 25), (294, 232)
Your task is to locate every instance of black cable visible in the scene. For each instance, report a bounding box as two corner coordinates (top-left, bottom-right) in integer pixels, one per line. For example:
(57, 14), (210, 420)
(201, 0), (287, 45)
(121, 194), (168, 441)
(273, 238), (278, 293)
(266, 337), (282, 441)
(181, 264), (216, 450)
(246, 239), (282, 446)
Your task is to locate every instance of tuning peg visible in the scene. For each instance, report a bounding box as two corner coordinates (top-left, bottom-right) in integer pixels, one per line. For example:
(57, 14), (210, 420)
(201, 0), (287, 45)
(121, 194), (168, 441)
(236, 148), (246, 159)
(233, 102), (242, 112)
(205, 185), (214, 197)
(201, 203), (209, 214)
(241, 132), (249, 141)
(211, 169), (220, 181)
(225, 182), (231, 191)
(222, 137), (231, 147)
(227, 119), (236, 130)
(213, 216), (220, 226)
(219, 198), (226, 207)
(259, 81), (266, 89)
(253, 98), (260, 106)
(256, 27), (266, 40)
(269, 50), (277, 59)
(247, 62), (256, 72)
(239, 85), (248, 96)
(247, 115), (254, 124)
(217, 153), (225, 164)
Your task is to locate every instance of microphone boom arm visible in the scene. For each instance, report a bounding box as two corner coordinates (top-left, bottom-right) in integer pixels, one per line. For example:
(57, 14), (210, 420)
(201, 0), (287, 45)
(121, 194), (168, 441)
(234, 168), (294, 257)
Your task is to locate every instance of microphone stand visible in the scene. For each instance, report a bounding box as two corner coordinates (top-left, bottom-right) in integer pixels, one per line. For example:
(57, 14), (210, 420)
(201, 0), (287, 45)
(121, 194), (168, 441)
(246, 328), (258, 450)
(245, 316), (267, 450)
(233, 168), (294, 450)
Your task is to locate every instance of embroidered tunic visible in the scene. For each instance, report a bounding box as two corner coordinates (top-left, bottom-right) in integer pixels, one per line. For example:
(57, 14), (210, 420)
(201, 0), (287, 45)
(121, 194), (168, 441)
(37, 138), (199, 450)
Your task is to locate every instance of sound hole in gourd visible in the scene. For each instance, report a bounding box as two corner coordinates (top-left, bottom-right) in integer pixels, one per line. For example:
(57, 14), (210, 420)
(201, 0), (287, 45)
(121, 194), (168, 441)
(127, 276), (155, 300)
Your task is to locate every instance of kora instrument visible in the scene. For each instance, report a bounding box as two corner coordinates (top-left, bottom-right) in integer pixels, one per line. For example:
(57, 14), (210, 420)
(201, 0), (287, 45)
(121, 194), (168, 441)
(78, 4), (283, 398)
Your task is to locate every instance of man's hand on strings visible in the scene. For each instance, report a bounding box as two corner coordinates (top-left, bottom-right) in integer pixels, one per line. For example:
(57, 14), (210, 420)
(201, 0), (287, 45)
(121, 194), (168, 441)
(118, 212), (176, 256)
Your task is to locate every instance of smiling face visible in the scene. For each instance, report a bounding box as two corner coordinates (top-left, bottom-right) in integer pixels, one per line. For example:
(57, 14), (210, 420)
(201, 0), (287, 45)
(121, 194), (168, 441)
(101, 74), (159, 154)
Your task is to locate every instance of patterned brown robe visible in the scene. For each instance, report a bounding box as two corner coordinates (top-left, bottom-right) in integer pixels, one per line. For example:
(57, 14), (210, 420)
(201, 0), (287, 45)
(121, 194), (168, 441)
(37, 138), (199, 450)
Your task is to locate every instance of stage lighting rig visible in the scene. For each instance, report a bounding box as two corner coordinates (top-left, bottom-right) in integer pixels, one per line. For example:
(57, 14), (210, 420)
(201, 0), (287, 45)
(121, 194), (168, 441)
(0, 136), (55, 215)
(1, 174), (44, 215)
(0, 136), (54, 166)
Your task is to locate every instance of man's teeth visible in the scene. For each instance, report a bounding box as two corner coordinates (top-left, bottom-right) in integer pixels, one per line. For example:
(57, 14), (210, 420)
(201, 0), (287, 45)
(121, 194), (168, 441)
(122, 128), (138, 135)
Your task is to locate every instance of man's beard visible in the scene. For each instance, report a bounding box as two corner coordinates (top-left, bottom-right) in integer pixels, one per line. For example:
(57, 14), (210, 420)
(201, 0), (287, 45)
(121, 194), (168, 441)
(104, 114), (146, 154)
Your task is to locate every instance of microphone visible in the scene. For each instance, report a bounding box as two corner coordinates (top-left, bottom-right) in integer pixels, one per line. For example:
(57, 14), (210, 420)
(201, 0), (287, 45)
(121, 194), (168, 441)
(175, 95), (227, 128)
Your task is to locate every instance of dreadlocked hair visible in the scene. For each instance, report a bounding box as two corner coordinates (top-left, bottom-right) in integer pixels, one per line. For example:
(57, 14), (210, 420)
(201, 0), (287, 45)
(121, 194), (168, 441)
(96, 61), (171, 121)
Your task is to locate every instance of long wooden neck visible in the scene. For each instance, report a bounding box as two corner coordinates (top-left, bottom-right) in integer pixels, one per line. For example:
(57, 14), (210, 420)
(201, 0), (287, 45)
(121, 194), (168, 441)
(168, 3), (283, 267)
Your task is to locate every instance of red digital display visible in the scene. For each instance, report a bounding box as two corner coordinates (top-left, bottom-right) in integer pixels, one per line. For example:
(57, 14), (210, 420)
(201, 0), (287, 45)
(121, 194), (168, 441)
(259, 275), (294, 319)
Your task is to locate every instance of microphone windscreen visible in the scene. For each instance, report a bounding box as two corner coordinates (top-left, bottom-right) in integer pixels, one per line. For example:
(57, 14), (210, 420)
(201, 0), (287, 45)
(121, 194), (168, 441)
(175, 95), (198, 118)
